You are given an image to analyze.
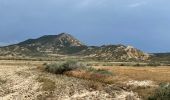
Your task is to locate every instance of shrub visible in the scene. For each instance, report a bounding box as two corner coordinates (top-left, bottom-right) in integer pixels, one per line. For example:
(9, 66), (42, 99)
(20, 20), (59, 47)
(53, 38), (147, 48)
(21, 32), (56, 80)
(119, 63), (125, 66)
(85, 66), (96, 72)
(148, 83), (170, 100)
(86, 63), (93, 66)
(0, 78), (6, 85)
(36, 77), (55, 91)
(45, 60), (85, 74)
(147, 62), (161, 67)
(86, 67), (113, 76)
(95, 69), (113, 76)
(94, 63), (99, 66)
(133, 63), (141, 67)
(43, 63), (47, 66)
(86, 81), (103, 90)
(103, 63), (113, 66)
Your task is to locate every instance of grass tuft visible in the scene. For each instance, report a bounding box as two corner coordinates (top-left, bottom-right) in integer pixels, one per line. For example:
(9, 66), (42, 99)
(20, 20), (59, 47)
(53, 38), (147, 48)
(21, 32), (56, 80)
(0, 78), (6, 85)
(148, 83), (170, 100)
(36, 77), (55, 92)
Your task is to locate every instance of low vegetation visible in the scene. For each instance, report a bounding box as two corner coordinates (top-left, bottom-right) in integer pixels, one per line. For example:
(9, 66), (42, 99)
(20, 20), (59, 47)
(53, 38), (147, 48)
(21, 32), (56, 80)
(148, 83), (170, 100)
(44, 61), (114, 83)
(45, 60), (85, 74)
(86, 67), (113, 76)
(36, 76), (56, 92)
(87, 62), (162, 67)
(103, 63), (114, 66)
(0, 78), (6, 85)
(147, 62), (161, 67)
(15, 71), (31, 78)
(0, 59), (170, 99)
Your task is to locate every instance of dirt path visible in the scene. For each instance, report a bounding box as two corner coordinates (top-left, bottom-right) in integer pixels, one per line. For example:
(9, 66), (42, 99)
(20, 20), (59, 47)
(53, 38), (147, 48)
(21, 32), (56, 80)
(0, 63), (141, 100)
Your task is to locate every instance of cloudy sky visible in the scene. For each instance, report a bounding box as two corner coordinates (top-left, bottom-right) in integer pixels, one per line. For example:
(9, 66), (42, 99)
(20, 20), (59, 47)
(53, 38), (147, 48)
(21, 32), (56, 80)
(0, 0), (170, 52)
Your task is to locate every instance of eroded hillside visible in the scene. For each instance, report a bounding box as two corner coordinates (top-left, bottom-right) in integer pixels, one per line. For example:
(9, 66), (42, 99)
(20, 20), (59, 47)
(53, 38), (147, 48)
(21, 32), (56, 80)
(0, 33), (150, 61)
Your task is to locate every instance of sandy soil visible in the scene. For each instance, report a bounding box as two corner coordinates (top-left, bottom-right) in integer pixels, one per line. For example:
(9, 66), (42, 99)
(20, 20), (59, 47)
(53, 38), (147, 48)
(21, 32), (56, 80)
(0, 61), (141, 100)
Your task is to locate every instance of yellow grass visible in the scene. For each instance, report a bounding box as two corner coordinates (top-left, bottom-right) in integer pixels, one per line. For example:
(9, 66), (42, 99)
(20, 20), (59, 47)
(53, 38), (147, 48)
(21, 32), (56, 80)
(65, 69), (114, 84)
(94, 66), (170, 83)
(1, 60), (169, 99)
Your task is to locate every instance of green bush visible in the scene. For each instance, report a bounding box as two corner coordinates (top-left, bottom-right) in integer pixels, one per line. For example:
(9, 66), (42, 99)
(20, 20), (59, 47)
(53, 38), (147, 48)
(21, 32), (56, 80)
(45, 61), (85, 74)
(86, 66), (97, 72)
(0, 78), (6, 85)
(95, 69), (113, 76)
(103, 63), (113, 66)
(86, 67), (113, 76)
(86, 63), (93, 66)
(147, 62), (161, 67)
(119, 63), (125, 66)
(148, 83), (170, 100)
(134, 63), (141, 67)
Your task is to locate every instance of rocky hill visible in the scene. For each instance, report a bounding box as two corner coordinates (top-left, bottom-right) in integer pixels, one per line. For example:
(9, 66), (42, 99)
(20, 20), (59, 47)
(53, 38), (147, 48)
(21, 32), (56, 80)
(81, 45), (149, 61)
(0, 33), (149, 60)
(0, 33), (87, 56)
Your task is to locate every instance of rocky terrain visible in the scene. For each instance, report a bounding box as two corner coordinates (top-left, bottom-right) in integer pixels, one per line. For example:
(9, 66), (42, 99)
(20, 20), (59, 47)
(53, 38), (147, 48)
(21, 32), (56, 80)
(0, 61), (142, 100)
(0, 33), (86, 57)
(82, 45), (149, 61)
(0, 33), (149, 61)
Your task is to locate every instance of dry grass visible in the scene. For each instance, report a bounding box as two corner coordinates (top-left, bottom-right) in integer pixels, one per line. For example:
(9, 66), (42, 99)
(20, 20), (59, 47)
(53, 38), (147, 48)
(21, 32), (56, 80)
(43, 61), (114, 84)
(1, 59), (169, 100)
(0, 60), (50, 66)
(65, 65), (170, 85)
(133, 87), (157, 100)
(94, 66), (170, 83)
(65, 69), (114, 84)
(0, 60), (143, 99)
(15, 71), (31, 78)
(36, 76), (56, 92)
(92, 66), (170, 99)
(84, 80), (104, 90)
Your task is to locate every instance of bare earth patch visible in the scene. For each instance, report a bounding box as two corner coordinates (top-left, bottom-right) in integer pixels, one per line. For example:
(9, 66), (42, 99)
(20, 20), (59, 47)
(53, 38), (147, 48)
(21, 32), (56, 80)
(125, 80), (157, 87)
(0, 61), (141, 100)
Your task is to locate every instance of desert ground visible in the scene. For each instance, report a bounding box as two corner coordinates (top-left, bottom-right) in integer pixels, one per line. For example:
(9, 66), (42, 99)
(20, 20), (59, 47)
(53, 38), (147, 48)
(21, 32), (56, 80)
(0, 60), (169, 100)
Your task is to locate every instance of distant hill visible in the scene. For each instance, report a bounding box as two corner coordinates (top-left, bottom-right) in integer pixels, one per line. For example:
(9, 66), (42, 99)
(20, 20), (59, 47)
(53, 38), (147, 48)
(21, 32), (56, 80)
(0, 33), (149, 61)
(150, 53), (170, 62)
(81, 45), (149, 61)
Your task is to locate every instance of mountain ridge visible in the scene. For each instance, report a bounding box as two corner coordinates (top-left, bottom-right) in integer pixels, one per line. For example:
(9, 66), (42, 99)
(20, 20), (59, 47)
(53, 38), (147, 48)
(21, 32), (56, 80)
(0, 33), (149, 61)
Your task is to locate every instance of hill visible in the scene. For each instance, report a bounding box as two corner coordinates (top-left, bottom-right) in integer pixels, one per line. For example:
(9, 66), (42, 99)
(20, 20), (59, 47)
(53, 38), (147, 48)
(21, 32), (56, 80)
(150, 53), (170, 63)
(0, 33), (149, 61)
(81, 45), (149, 61)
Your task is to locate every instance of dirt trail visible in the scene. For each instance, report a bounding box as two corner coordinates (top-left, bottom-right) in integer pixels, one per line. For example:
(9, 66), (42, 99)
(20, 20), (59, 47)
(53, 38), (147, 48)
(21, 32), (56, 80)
(0, 62), (140, 100)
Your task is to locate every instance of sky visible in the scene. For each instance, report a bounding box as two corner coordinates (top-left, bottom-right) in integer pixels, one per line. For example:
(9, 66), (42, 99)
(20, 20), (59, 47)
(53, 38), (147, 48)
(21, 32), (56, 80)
(0, 0), (170, 53)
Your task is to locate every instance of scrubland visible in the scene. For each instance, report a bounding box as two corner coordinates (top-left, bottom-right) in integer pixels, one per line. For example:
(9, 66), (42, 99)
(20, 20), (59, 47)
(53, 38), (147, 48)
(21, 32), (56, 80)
(0, 60), (169, 100)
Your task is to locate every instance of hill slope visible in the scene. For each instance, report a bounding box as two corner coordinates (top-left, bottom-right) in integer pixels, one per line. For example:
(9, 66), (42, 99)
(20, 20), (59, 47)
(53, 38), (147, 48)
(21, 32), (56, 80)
(150, 53), (170, 62)
(0, 33), (87, 56)
(0, 33), (149, 60)
(81, 45), (149, 61)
